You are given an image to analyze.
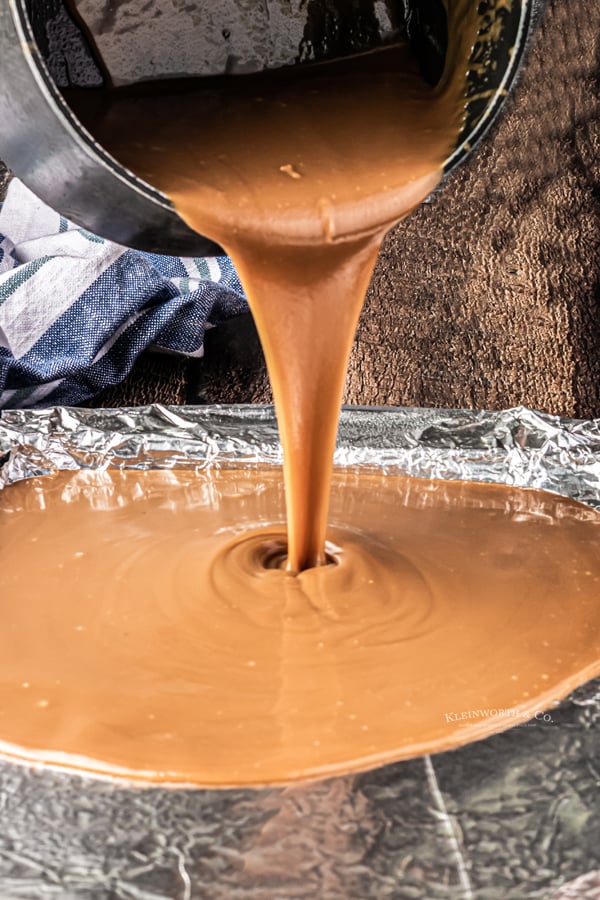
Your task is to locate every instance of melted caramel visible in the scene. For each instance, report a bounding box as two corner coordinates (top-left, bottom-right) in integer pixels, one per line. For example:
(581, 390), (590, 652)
(0, 468), (598, 785)
(67, 4), (478, 571)
(2, 1), (595, 786)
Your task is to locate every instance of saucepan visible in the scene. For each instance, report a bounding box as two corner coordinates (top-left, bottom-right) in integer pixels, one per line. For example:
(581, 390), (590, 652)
(0, 0), (540, 256)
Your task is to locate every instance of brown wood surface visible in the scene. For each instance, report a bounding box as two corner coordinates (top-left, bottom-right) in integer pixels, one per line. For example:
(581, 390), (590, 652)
(350, 0), (600, 418)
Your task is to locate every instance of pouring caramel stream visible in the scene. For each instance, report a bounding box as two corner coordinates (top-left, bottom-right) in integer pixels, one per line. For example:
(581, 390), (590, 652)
(68, 17), (475, 570)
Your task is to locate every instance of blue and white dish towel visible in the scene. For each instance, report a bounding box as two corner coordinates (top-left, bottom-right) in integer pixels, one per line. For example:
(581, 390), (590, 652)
(0, 179), (248, 408)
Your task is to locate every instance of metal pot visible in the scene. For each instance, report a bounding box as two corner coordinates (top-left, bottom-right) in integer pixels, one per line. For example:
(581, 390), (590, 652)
(0, 0), (538, 253)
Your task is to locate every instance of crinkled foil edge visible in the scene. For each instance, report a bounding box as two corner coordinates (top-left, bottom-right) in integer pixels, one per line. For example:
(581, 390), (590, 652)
(0, 404), (599, 510)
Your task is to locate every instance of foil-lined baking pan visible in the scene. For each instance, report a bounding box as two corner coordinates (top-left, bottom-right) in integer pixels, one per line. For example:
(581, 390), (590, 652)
(2, 404), (599, 506)
(0, 403), (598, 900)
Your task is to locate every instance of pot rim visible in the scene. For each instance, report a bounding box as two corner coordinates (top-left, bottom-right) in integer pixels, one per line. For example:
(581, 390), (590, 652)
(1, 0), (536, 255)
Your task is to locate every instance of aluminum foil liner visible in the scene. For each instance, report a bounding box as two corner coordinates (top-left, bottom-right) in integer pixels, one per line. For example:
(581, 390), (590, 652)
(0, 403), (599, 900)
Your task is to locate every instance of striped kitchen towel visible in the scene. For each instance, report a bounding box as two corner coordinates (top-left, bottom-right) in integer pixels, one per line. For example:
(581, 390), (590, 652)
(0, 179), (248, 408)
